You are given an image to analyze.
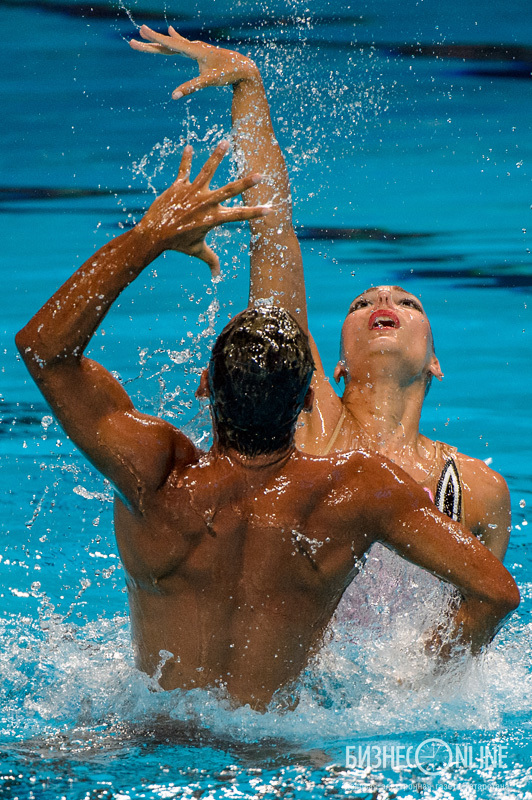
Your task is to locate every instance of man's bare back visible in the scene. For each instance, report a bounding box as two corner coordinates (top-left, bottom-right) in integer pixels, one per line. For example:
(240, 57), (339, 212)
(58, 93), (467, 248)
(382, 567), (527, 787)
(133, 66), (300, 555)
(115, 445), (375, 706)
(112, 418), (516, 708)
(16, 145), (519, 710)
(116, 446), (359, 706)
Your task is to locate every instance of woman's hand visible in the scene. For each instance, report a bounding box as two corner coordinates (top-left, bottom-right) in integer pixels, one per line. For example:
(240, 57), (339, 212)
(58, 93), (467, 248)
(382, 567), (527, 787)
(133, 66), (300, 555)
(130, 25), (259, 99)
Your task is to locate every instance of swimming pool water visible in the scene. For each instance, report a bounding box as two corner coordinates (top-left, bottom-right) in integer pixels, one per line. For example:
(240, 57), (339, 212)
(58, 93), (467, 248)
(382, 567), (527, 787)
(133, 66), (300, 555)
(2, 1), (532, 798)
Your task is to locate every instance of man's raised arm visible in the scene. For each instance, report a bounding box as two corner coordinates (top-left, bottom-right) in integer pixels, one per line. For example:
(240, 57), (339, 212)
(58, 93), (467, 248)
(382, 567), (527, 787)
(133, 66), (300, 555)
(16, 143), (268, 510)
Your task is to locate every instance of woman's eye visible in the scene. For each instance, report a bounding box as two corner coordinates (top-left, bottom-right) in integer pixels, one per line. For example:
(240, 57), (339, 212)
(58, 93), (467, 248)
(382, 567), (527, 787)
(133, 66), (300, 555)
(351, 299), (370, 311)
(400, 298), (422, 312)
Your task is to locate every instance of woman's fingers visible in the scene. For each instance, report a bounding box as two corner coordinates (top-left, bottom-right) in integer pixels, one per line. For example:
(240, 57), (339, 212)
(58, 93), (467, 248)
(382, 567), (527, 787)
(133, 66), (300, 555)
(139, 24), (174, 45)
(172, 70), (221, 100)
(167, 25), (191, 44)
(129, 40), (175, 55)
(139, 24), (200, 58)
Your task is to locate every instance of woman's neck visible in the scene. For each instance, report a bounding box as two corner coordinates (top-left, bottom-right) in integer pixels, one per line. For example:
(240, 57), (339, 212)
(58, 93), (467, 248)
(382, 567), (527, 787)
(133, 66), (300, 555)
(341, 372), (429, 462)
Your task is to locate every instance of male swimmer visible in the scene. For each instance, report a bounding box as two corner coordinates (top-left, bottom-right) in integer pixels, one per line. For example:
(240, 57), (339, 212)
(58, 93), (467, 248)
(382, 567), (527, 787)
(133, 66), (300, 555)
(17, 143), (518, 709)
(129, 27), (511, 561)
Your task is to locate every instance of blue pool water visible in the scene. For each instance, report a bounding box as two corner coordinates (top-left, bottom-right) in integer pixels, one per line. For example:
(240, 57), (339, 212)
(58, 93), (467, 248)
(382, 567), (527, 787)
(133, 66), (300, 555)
(2, 1), (532, 797)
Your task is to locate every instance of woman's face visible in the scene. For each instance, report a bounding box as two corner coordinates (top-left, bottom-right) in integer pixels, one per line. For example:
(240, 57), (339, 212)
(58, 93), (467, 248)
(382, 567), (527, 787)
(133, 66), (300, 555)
(338, 285), (442, 385)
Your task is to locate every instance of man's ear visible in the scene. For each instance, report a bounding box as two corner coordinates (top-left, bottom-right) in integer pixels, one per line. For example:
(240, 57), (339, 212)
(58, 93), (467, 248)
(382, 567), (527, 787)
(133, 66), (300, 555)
(333, 361), (348, 385)
(302, 386), (314, 412)
(195, 368), (211, 398)
(428, 355), (444, 382)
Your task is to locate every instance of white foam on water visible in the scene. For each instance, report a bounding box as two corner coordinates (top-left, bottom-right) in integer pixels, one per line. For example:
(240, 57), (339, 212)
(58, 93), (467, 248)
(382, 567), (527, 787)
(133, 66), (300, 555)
(1, 553), (530, 753)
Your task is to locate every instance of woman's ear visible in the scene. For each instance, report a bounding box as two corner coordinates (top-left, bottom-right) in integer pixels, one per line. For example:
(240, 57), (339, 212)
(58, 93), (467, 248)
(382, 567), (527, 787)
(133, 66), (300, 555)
(428, 355), (444, 382)
(333, 361), (348, 385)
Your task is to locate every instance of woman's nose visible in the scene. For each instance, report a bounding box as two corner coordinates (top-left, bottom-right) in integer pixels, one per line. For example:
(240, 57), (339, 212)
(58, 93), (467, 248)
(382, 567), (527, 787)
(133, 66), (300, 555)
(376, 289), (393, 307)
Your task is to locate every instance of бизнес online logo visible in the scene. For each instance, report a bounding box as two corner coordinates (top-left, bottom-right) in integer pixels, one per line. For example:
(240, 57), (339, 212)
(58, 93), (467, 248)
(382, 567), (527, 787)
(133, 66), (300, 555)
(346, 739), (508, 776)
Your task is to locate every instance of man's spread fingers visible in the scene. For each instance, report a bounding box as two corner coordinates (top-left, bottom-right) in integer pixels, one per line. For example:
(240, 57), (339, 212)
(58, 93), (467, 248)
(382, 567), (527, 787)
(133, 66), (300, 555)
(199, 244), (221, 277)
(209, 174), (263, 205)
(191, 141), (230, 188)
(223, 206), (272, 224)
(177, 145), (194, 181)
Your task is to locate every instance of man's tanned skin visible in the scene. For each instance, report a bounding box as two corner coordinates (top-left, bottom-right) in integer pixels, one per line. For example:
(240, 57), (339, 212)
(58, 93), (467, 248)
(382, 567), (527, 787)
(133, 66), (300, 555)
(16, 144), (519, 711)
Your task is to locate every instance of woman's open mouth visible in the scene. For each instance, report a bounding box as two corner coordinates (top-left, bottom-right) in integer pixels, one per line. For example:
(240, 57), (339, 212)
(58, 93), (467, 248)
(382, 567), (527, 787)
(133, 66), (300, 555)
(368, 310), (400, 330)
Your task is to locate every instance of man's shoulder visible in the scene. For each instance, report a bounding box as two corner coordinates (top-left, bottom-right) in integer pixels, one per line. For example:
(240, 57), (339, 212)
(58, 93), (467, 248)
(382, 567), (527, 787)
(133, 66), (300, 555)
(292, 446), (394, 490)
(100, 409), (199, 503)
(102, 408), (196, 456)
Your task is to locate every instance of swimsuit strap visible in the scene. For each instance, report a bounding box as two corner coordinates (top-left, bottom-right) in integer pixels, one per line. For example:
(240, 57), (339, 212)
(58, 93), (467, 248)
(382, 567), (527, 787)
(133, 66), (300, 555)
(322, 406), (346, 456)
(434, 457), (463, 522)
(436, 440), (458, 461)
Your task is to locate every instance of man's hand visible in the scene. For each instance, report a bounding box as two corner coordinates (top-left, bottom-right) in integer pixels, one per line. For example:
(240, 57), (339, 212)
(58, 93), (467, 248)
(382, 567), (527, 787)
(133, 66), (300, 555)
(129, 25), (257, 99)
(137, 140), (268, 275)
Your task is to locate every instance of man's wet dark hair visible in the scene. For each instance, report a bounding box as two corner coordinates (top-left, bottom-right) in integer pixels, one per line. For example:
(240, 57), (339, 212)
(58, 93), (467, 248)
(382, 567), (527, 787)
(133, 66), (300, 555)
(208, 306), (315, 457)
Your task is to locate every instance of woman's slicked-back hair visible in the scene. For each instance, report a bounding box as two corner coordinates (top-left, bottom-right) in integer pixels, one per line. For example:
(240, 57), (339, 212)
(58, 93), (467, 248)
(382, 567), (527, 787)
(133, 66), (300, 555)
(208, 306), (315, 456)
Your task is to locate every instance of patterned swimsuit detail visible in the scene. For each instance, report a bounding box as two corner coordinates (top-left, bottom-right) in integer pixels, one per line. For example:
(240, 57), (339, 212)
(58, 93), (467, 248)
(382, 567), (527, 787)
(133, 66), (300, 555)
(324, 408), (464, 523)
(434, 455), (463, 522)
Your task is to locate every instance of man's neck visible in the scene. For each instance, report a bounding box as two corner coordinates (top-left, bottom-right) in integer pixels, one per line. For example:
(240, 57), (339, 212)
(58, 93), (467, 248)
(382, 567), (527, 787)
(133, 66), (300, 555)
(217, 442), (296, 470)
